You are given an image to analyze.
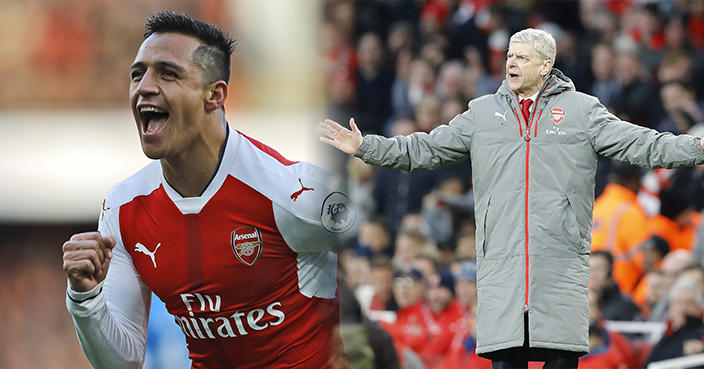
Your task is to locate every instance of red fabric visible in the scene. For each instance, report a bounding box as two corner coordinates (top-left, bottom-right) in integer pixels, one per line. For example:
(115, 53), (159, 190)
(368, 294), (388, 311)
(520, 99), (533, 125)
(382, 300), (467, 368)
(435, 313), (491, 369)
(689, 15), (704, 49)
(604, 0), (633, 16)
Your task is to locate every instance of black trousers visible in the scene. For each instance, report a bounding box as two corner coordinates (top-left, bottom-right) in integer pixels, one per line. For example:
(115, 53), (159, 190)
(488, 313), (581, 369)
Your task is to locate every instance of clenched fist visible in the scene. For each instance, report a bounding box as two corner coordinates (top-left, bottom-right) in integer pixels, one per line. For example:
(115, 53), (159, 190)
(63, 232), (117, 293)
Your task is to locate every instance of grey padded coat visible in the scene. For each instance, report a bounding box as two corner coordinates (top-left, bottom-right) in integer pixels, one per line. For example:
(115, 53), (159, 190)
(355, 69), (704, 356)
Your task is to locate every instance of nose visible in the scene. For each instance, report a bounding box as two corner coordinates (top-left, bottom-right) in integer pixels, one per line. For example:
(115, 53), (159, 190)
(506, 56), (517, 68)
(135, 70), (159, 96)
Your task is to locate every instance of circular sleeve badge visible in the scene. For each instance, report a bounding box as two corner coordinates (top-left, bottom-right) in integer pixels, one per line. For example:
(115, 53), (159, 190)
(321, 191), (355, 234)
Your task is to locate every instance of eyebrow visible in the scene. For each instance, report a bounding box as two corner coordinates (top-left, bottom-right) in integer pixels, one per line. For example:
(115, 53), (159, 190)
(130, 60), (186, 74)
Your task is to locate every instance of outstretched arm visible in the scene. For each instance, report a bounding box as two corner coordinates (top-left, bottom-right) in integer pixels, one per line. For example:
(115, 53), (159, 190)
(318, 118), (362, 155)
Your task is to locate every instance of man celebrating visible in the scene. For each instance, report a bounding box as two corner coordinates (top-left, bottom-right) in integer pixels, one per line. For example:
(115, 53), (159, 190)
(319, 28), (704, 369)
(63, 12), (353, 368)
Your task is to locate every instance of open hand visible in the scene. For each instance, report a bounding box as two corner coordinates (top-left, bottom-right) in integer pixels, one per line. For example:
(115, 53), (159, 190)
(63, 232), (117, 292)
(318, 118), (363, 155)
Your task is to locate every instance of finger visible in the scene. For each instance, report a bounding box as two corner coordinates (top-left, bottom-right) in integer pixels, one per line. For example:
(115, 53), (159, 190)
(317, 125), (336, 138)
(64, 259), (97, 280)
(64, 249), (103, 269)
(63, 255), (99, 283)
(323, 119), (343, 129)
(64, 239), (106, 264)
(349, 118), (360, 134)
(101, 235), (117, 260)
(319, 136), (340, 149)
(70, 231), (102, 242)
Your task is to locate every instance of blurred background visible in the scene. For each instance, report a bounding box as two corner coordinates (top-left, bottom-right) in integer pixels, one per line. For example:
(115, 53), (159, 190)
(0, 0), (327, 367)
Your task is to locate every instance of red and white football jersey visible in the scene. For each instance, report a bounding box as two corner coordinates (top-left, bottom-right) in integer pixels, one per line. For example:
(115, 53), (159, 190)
(67, 128), (354, 368)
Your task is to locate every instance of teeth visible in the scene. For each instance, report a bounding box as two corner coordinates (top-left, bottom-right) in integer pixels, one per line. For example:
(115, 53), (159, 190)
(140, 106), (167, 114)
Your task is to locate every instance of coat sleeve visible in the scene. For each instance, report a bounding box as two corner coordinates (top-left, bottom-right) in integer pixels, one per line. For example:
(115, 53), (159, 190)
(355, 106), (475, 171)
(65, 202), (152, 369)
(585, 94), (704, 168)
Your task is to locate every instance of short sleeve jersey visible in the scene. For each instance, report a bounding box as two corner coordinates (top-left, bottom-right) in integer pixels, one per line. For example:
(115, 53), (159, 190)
(98, 128), (353, 368)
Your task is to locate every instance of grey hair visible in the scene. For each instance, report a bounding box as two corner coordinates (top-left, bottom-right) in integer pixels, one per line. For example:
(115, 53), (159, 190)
(669, 277), (704, 306)
(509, 28), (557, 63)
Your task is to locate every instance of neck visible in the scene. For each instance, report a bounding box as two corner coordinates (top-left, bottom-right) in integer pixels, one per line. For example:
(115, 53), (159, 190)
(518, 76), (548, 99)
(162, 118), (227, 197)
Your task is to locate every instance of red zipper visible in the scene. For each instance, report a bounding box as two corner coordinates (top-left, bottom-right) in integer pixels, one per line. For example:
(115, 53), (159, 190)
(513, 83), (549, 311)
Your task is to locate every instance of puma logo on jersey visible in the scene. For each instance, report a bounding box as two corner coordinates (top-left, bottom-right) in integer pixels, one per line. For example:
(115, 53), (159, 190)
(494, 111), (507, 122)
(135, 242), (161, 268)
(290, 178), (314, 201)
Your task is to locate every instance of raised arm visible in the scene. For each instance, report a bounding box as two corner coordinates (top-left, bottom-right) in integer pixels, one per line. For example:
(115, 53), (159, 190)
(319, 110), (474, 172)
(64, 205), (152, 369)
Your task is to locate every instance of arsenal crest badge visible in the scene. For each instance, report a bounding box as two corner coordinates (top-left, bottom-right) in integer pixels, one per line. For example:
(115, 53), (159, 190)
(551, 108), (564, 124)
(231, 226), (263, 266)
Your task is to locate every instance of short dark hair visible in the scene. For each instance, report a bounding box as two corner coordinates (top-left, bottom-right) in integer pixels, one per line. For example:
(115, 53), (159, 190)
(144, 11), (236, 84)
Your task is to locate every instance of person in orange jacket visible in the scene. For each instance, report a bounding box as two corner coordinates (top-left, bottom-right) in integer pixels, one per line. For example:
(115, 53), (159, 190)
(592, 162), (651, 294)
(648, 188), (703, 252)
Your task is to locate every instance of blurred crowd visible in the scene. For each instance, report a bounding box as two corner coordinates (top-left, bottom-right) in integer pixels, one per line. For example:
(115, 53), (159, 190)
(321, 0), (704, 368)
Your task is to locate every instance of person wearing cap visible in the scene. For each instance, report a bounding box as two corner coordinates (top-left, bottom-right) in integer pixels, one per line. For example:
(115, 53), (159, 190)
(454, 260), (478, 315)
(592, 161), (650, 294)
(381, 268), (427, 358)
(436, 261), (493, 369)
(419, 270), (466, 366)
(320, 27), (704, 369)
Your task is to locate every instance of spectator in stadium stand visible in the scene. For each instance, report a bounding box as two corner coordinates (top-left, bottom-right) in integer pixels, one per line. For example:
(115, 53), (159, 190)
(414, 270), (467, 368)
(657, 80), (704, 135)
(592, 161), (650, 294)
(588, 43), (621, 109)
(372, 116), (438, 233)
(319, 27), (704, 369)
(631, 235), (671, 314)
(381, 268), (428, 357)
(356, 216), (394, 258)
(680, 263), (704, 292)
(433, 260), (493, 369)
(649, 250), (695, 322)
(643, 278), (704, 367)
(611, 37), (663, 128)
(585, 289), (635, 369)
(393, 228), (433, 269)
(367, 255), (398, 312)
(648, 188), (703, 252)
(454, 260), (478, 318)
(62, 12), (354, 368)
(338, 276), (401, 369)
(577, 322), (629, 369)
(354, 32), (395, 135)
(411, 251), (440, 281)
(644, 270), (668, 320)
(589, 250), (642, 321)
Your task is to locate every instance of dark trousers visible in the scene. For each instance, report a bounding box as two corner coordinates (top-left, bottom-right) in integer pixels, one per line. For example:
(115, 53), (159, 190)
(489, 313), (580, 369)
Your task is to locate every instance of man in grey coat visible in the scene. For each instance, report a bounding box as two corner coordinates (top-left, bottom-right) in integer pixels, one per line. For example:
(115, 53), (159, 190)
(319, 28), (704, 369)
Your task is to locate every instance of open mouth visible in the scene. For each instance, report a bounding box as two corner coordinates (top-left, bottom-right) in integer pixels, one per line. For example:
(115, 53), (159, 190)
(509, 72), (520, 79)
(139, 106), (169, 135)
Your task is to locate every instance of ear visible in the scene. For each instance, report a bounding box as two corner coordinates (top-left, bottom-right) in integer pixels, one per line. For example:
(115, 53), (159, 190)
(540, 59), (553, 76)
(204, 81), (228, 112)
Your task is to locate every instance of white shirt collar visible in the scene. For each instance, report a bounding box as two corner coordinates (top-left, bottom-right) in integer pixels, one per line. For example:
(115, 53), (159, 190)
(520, 91), (539, 103)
